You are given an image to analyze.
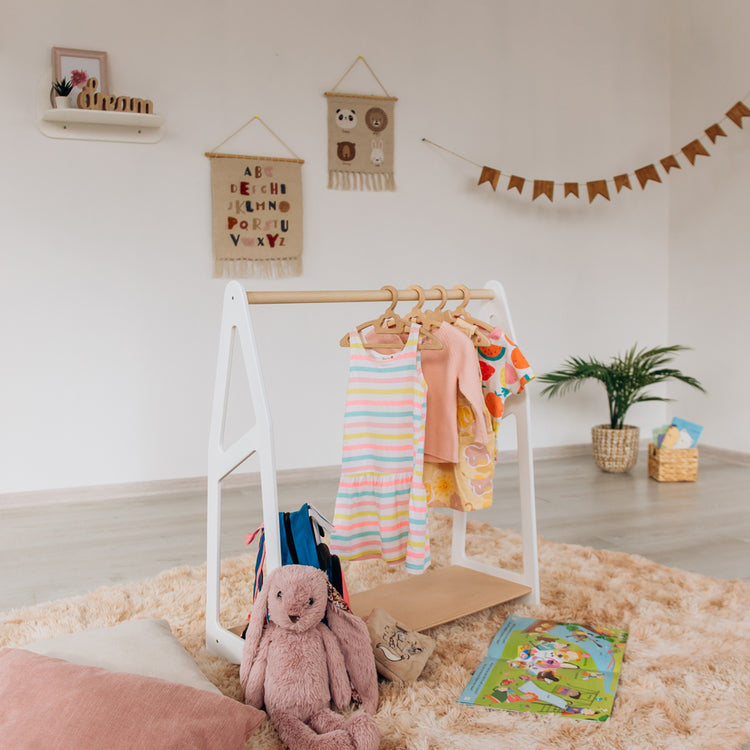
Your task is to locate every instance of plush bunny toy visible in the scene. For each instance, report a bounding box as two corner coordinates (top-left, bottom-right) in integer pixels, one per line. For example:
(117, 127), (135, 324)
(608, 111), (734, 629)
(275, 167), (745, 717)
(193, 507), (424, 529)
(240, 564), (379, 750)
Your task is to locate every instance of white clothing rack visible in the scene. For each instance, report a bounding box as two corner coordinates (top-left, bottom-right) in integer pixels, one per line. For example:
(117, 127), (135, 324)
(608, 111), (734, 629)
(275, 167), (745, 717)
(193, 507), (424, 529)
(206, 280), (540, 664)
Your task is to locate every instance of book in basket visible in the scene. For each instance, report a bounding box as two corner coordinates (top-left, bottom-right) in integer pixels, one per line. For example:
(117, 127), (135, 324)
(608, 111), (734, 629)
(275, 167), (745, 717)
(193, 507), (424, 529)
(458, 615), (628, 721)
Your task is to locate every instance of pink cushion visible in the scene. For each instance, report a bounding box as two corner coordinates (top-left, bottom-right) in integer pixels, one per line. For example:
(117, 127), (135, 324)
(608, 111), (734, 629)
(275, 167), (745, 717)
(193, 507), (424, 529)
(0, 648), (265, 749)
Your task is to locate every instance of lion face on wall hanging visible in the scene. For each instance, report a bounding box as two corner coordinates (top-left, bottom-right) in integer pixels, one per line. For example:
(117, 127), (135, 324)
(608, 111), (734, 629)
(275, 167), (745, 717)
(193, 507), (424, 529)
(365, 107), (388, 133)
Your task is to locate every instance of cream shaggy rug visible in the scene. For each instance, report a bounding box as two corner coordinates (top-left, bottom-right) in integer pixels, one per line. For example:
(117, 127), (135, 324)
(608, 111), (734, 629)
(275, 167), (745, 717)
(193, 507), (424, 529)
(2, 512), (750, 750)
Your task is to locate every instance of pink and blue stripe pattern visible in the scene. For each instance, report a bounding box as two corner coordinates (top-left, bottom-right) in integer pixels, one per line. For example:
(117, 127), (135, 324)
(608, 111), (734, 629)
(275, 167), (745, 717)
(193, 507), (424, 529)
(332, 323), (430, 574)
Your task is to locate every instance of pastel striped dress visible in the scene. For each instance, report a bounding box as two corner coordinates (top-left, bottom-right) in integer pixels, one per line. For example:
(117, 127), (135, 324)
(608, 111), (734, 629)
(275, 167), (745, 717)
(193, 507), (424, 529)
(331, 323), (430, 574)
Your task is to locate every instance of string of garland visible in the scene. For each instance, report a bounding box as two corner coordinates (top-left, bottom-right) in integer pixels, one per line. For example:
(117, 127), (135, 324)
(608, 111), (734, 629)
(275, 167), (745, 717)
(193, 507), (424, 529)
(423, 97), (750, 203)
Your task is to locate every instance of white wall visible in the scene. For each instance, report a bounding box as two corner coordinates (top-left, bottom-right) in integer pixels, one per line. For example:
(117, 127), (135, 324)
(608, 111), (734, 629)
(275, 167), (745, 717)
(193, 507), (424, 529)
(1, 1), (678, 494)
(667, 0), (750, 454)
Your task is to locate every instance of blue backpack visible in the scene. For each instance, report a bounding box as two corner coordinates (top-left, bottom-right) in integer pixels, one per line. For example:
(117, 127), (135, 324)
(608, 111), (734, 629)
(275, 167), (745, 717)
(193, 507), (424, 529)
(246, 503), (346, 605)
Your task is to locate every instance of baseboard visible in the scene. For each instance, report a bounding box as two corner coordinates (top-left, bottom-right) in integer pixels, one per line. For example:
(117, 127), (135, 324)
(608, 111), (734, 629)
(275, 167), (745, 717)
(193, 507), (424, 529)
(0, 465), (341, 510)
(699, 444), (750, 467)
(4, 442), (747, 509)
(510, 443), (592, 462)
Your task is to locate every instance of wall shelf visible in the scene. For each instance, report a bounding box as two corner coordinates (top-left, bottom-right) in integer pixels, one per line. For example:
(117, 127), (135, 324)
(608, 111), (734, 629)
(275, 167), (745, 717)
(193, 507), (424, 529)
(39, 108), (165, 143)
(37, 69), (165, 143)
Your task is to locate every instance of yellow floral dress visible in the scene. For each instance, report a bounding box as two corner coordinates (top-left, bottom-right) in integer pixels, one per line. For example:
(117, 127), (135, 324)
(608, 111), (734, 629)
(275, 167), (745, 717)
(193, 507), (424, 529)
(423, 395), (496, 511)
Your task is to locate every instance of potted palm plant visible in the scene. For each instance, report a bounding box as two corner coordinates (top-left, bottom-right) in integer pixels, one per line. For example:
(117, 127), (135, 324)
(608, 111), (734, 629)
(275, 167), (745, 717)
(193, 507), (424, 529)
(538, 344), (705, 473)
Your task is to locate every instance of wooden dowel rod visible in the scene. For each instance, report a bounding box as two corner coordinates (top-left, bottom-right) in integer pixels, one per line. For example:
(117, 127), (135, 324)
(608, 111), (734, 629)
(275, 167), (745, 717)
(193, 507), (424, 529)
(245, 288), (495, 305)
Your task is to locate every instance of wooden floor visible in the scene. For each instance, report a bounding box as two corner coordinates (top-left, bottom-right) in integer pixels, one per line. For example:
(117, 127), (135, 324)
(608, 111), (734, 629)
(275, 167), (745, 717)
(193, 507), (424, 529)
(1, 448), (748, 613)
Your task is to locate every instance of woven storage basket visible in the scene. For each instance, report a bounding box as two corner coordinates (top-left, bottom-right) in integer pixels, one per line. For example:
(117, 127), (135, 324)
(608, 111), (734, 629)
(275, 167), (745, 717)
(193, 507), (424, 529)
(591, 424), (639, 473)
(648, 443), (698, 482)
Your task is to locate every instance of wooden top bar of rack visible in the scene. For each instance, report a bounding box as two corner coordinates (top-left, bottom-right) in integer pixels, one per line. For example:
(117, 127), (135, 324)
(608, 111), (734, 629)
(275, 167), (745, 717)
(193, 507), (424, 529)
(245, 288), (495, 304)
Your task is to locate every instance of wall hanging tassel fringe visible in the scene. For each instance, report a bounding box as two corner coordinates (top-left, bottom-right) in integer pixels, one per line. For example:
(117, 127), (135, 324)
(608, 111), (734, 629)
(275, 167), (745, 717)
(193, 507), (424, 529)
(325, 56), (397, 192)
(205, 117), (304, 278)
(422, 89), (750, 205)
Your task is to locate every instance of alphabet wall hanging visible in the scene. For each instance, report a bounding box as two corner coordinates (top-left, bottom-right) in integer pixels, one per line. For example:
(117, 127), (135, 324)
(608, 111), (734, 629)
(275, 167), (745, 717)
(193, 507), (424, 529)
(205, 117), (304, 278)
(325, 56), (397, 191)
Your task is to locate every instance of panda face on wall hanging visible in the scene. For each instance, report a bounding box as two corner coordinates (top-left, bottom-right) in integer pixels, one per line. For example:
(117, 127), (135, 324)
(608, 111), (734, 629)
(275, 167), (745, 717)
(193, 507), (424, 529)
(335, 108), (357, 132)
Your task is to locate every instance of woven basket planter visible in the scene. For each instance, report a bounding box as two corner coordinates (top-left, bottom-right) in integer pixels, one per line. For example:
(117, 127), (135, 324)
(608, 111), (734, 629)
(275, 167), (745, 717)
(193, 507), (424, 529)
(591, 424), (640, 473)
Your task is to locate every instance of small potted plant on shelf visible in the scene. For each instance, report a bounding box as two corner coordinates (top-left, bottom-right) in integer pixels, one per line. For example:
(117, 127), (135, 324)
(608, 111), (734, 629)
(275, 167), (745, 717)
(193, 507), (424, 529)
(51, 77), (74, 108)
(538, 344), (705, 473)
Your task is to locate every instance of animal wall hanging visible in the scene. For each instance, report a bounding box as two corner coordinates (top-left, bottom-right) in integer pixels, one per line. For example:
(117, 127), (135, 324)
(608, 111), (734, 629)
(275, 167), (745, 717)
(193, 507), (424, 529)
(205, 117), (304, 278)
(422, 95), (750, 204)
(325, 56), (397, 191)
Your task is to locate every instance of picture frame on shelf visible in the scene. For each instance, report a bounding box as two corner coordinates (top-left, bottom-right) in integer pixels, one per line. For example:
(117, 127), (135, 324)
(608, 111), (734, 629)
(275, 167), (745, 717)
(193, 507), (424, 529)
(51, 47), (109, 108)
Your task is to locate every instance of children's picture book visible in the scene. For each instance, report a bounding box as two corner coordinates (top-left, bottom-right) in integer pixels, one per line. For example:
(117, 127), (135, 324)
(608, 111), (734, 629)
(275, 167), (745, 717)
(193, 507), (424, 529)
(654, 417), (703, 449)
(458, 615), (628, 721)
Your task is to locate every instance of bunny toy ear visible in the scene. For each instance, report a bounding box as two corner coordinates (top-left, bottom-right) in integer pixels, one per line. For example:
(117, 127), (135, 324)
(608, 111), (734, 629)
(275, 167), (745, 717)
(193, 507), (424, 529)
(239, 565), (276, 692)
(325, 584), (379, 714)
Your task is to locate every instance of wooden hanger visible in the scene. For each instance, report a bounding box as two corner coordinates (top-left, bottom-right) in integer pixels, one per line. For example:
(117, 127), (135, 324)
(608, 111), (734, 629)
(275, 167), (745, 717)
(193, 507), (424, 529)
(448, 285), (493, 347)
(339, 285), (442, 350)
(339, 285), (402, 348)
(403, 285), (434, 328)
(401, 286), (443, 347)
(423, 285), (452, 327)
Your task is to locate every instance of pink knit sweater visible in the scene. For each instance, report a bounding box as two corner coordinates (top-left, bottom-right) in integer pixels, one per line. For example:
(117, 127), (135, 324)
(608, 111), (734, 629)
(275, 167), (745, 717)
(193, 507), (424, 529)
(366, 322), (488, 462)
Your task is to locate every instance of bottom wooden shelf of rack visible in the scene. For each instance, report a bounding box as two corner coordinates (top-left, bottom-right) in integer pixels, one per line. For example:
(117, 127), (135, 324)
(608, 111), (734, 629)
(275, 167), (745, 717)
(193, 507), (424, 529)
(348, 565), (531, 632)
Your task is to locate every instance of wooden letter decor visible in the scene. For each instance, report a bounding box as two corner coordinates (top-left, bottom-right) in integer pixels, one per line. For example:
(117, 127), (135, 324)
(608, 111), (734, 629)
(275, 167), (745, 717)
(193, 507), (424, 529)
(77, 78), (154, 114)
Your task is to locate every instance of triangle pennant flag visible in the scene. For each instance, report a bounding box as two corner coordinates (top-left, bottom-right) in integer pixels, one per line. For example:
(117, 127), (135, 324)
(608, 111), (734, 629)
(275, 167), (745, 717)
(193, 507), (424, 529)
(660, 155), (681, 174)
(726, 101), (750, 128)
(478, 166), (501, 191)
(613, 174), (632, 193)
(635, 164), (662, 189)
(586, 179), (610, 203)
(507, 175), (525, 194)
(532, 180), (554, 202)
(705, 123), (727, 143)
(681, 139), (710, 165)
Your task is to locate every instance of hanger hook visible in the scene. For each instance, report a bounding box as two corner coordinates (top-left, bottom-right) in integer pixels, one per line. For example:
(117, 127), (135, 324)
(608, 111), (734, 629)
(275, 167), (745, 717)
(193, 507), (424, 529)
(429, 285), (448, 311)
(452, 284), (470, 313)
(380, 285), (398, 316)
(407, 285), (425, 316)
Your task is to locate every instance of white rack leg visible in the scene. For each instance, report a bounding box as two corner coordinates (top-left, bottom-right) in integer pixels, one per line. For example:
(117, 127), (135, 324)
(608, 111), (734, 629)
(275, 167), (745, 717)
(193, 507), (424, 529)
(448, 281), (541, 604)
(206, 281), (282, 664)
